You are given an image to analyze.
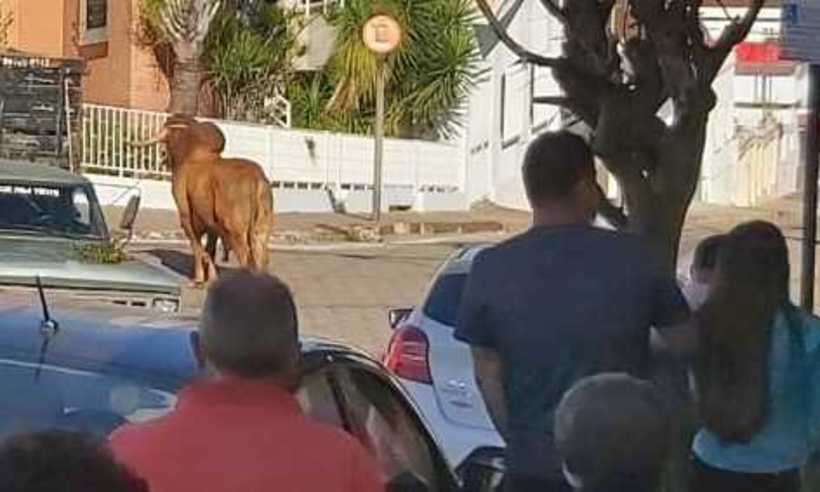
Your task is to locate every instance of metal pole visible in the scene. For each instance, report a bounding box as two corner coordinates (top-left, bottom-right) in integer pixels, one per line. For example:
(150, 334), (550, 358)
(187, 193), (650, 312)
(372, 58), (385, 223)
(801, 64), (820, 310)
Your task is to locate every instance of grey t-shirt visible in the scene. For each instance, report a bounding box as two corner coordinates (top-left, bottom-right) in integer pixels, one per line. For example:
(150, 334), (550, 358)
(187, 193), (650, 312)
(454, 225), (689, 479)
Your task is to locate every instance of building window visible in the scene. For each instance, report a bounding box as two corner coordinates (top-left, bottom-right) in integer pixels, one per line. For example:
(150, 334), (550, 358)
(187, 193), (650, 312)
(80, 0), (108, 45)
(501, 65), (526, 147)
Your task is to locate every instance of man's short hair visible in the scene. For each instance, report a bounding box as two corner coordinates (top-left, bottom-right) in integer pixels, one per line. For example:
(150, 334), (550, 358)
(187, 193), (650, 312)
(522, 131), (595, 205)
(692, 235), (724, 273)
(200, 270), (299, 378)
(0, 430), (147, 492)
(554, 373), (669, 490)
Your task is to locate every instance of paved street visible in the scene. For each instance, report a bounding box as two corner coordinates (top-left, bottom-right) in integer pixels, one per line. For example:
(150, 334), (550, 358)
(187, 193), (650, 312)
(126, 196), (820, 358)
(131, 234), (504, 355)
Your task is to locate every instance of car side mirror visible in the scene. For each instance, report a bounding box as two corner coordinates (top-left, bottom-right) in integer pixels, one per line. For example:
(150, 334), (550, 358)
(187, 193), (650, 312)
(119, 195), (141, 232)
(458, 447), (506, 492)
(388, 307), (413, 329)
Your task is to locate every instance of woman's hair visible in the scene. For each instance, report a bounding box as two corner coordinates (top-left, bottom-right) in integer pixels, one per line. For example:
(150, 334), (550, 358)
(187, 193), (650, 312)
(694, 221), (790, 442)
(692, 235), (724, 274)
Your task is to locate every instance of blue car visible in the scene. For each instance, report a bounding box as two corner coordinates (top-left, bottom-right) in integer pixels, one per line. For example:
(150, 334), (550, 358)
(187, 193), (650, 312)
(0, 299), (504, 491)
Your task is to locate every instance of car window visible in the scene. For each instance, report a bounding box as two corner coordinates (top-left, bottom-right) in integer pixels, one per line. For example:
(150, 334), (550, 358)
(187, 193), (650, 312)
(0, 183), (104, 237)
(295, 370), (344, 428)
(422, 273), (468, 327)
(337, 367), (439, 492)
(0, 360), (177, 439)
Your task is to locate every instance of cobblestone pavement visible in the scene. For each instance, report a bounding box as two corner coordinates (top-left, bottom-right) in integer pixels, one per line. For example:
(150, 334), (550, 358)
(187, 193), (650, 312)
(127, 197), (818, 357)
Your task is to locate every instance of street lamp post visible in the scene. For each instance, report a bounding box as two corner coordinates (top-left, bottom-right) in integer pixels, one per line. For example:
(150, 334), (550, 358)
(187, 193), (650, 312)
(362, 14), (401, 223)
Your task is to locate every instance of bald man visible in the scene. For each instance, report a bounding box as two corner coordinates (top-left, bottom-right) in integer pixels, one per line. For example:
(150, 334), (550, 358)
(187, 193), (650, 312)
(554, 373), (670, 492)
(110, 271), (383, 492)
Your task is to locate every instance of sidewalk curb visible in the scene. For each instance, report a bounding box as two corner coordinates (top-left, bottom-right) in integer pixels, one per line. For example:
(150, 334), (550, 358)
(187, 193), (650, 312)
(133, 220), (509, 245)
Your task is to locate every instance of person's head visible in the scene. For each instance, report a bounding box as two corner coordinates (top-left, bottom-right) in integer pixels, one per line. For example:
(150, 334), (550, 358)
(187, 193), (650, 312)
(0, 430), (148, 492)
(683, 235), (724, 309)
(554, 373), (669, 492)
(695, 220), (790, 443)
(194, 270), (301, 388)
(522, 131), (598, 225)
(690, 235), (724, 284)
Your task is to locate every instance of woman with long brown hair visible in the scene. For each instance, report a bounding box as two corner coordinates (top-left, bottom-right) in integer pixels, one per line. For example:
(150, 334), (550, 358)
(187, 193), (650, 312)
(690, 221), (820, 492)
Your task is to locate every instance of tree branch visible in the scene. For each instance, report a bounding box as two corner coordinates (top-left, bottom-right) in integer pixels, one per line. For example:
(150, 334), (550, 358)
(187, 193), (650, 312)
(539, 0), (567, 25)
(700, 0), (765, 81)
(474, 0), (564, 67)
(713, 0), (765, 52)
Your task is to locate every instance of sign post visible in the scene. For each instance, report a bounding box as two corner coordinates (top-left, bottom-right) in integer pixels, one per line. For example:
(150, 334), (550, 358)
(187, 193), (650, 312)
(782, 1), (820, 310)
(362, 14), (401, 223)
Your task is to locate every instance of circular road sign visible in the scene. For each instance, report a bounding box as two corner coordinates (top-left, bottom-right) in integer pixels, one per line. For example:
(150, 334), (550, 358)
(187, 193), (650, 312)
(362, 14), (402, 55)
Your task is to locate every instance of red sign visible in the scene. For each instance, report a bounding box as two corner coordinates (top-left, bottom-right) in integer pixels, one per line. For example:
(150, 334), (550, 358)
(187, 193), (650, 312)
(735, 41), (781, 63)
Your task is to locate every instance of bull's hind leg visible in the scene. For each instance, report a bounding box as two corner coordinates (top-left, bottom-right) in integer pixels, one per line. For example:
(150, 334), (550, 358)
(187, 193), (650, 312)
(251, 226), (270, 272)
(185, 219), (216, 288)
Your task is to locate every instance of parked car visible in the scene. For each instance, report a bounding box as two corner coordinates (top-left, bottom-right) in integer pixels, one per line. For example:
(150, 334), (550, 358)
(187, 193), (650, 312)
(383, 244), (506, 471)
(0, 296), (503, 491)
(0, 159), (182, 312)
(384, 239), (695, 473)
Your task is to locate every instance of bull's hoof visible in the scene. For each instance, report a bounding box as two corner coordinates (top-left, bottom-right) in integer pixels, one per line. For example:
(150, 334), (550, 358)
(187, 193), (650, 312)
(188, 280), (206, 289)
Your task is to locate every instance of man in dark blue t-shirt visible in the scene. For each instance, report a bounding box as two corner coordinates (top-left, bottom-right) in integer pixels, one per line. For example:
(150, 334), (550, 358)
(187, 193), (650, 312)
(454, 131), (691, 492)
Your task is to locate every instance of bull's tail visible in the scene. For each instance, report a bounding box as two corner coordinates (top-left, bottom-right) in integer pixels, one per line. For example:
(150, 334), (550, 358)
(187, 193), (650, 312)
(248, 178), (273, 272)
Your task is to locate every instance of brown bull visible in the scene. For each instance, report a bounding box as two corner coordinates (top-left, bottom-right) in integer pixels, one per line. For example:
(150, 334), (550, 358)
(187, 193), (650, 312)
(136, 115), (273, 285)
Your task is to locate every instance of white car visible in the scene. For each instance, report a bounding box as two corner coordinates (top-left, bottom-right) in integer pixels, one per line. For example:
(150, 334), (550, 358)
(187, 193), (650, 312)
(383, 243), (505, 471)
(382, 239), (696, 473)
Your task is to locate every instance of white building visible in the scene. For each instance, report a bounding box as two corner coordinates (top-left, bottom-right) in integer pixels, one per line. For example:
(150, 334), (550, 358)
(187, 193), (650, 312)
(699, 0), (808, 206)
(459, 0), (565, 210)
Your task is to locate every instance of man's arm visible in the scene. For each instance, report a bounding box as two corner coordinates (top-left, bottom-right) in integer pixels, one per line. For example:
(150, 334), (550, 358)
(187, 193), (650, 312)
(651, 321), (698, 360)
(471, 346), (509, 441)
(648, 257), (697, 360)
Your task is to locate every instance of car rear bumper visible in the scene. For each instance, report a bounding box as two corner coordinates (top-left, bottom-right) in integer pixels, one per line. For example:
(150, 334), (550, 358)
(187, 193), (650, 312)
(401, 378), (505, 468)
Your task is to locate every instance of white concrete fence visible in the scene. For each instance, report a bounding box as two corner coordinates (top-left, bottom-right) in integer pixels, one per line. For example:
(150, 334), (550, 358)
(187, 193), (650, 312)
(80, 104), (468, 212)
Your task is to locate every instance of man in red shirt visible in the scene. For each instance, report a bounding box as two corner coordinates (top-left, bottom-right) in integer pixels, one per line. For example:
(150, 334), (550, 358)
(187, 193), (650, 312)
(110, 271), (384, 492)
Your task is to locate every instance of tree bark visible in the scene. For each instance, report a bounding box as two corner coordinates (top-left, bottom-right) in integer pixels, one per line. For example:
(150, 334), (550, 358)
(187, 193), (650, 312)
(169, 52), (203, 116)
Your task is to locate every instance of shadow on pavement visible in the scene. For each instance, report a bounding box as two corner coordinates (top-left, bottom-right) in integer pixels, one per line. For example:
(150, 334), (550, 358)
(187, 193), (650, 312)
(145, 249), (240, 279)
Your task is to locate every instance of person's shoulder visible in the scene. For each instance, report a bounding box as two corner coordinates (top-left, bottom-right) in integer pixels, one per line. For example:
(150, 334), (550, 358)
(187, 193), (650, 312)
(108, 420), (166, 458)
(796, 309), (820, 353)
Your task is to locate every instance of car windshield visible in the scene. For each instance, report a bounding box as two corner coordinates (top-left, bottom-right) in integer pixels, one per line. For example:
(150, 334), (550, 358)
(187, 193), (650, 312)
(0, 182), (106, 239)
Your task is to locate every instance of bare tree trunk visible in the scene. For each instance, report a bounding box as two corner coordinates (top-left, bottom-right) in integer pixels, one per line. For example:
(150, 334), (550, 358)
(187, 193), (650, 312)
(169, 51), (203, 116)
(609, 117), (708, 272)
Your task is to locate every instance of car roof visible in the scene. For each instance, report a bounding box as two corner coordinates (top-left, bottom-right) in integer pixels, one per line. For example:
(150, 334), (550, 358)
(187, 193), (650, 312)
(0, 160), (89, 187)
(0, 303), (376, 391)
(439, 243), (492, 275)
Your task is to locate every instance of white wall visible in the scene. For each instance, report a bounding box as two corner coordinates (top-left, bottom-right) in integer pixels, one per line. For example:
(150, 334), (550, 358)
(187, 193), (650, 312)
(462, 0), (563, 210)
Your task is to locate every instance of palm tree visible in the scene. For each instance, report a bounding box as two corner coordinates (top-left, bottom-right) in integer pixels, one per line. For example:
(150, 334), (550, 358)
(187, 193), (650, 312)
(324, 0), (478, 139)
(206, 2), (300, 122)
(140, 0), (221, 115)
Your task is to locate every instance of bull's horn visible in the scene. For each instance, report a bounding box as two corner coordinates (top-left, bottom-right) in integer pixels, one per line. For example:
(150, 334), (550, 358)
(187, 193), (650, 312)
(128, 127), (169, 147)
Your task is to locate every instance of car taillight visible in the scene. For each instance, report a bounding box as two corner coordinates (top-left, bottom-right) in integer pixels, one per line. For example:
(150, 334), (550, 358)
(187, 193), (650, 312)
(383, 325), (432, 384)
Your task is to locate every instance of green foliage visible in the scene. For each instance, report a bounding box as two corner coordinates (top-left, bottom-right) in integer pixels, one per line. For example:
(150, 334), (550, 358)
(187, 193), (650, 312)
(313, 0), (479, 139)
(137, 0), (300, 121)
(287, 71), (371, 132)
(206, 2), (301, 121)
(74, 241), (129, 265)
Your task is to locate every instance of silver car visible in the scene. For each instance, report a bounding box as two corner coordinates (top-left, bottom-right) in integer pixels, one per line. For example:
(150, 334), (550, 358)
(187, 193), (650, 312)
(0, 160), (182, 312)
